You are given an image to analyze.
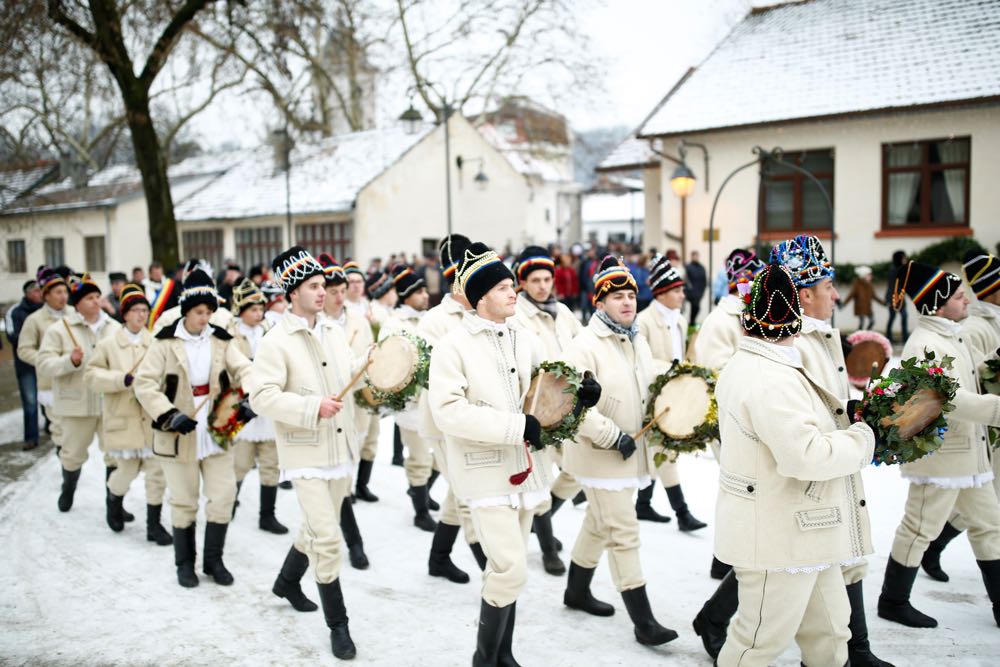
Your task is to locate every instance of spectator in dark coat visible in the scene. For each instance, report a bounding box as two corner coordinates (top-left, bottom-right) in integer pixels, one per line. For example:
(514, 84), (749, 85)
(6, 280), (44, 449)
(684, 251), (707, 324)
(885, 250), (909, 343)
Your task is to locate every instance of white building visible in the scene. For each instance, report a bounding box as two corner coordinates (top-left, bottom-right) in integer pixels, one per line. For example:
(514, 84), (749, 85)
(581, 176), (645, 245)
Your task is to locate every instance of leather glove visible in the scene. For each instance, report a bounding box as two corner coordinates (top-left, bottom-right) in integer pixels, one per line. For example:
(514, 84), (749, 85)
(577, 376), (601, 408)
(236, 396), (256, 423)
(523, 414), (543, 451)
(123, 373), (134, 387)
(167, 411), (198, 435)
(614, 432), (636, 461)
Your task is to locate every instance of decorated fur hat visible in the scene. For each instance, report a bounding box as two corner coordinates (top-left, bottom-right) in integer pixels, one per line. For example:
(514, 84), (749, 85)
(179, 269), (219, 316)
(342, 260), (364, 278)
(317, 253), (346, 286)
(456, 242), (514, 309)
(963, 248), (1000, 301)
(118, 283), (149, 316)
(365, 270), (394, 299)
(514, 245), (555, 285)
(893, 261), (963, 315)
(741, 263), (803, 340)
(648, 254), (684, 296)
(37, 265), (67, 295)
(260, 280), (285, 307)
(439, 234), (472, 286)
(232, 278), (266, 314)
(725, 248), (764, 293)
(592, 255), (638, 305)
(182, 258), (213, 283)
(271, 246), (326, 295)
(68, 272), (101, 306)
(391, 263), (425, 302)
(769, 235), (834, 288)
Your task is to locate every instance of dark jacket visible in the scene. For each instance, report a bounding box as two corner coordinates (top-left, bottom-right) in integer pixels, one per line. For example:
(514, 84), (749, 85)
(7, 298), (42, 372)
(685, 261), (707, 300)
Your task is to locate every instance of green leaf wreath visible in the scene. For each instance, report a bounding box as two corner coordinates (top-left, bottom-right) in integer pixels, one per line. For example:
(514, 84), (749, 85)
(366, 332), (432, 412)
(856, 351), (958, 465)
(208, 388), (247, 450)
(646, 363), (719, 467)
(529, 361), (587, 448)
(981, 356), (1000, 446)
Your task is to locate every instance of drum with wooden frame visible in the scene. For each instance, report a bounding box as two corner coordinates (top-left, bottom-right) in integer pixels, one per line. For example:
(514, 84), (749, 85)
(845, 330), (892, 390)
(523, 361), (588, 448)
(207, 386), (247, 448)
(365, 332), (431, 412)
(644, 363), (719, 465)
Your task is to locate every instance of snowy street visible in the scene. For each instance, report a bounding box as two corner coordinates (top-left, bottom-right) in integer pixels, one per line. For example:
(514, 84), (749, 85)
(0, 412), (997, 666)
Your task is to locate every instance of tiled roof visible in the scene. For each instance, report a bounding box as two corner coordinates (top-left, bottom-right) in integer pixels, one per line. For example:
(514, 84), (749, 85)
(0, 162), (58, 207)
(596, 136), (658, 172)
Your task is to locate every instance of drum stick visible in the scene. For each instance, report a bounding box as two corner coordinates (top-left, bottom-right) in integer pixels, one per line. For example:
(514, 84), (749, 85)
(527, 370), (544, 416)
(127, 353), (146, 376)
(633, 406), (670, 440)
(334, 356), (374, 402)
(63, 319), (80, 348)
(190, 393), (212, 418)
(348, 329), (359, 347)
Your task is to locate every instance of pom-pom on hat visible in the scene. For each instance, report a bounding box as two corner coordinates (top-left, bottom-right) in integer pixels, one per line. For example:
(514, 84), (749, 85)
(391, 263), (425, 301)
(342, 260), (364, 278)
(648, 254), (684, 296)
(179, 269), (220, 316)
(741, 263), (803, 340)
(439, 234), (472, 286)
(232, 278), (267, 314)
(963, 248), (1000, 301)
(365, 270), (393, 299)
(68, 272), (101, 306)
(317, 253), (346, 286)
(592, 255), (638, 305)
(456, 242), (514, 309)
(37, 265), (67, 295)
(893, 261), (963, 315)
(769, 235), (834, 288)
(514, 245), (555, 286)
(118, 283), (149, 316)
(725, 248), (764, 293)
(271, 246), (326, 295)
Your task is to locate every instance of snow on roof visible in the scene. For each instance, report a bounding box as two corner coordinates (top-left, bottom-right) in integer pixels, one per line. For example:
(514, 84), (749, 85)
(640, 0), (1000, 138)
(175, 124), (436, 221)
(582, 190), (645, 224)
(476, 123), (573, 183)
(0, 162), (58, 207)
(596, 136), (658, 172)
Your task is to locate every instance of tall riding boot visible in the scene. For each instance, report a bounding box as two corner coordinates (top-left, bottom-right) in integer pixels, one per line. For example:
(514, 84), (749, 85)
(428, 522), (470, 583)
(666, 484), (707, 531)
(259, 485), (289, 534)
(977, 559), (1000, 627)
(173, 525), (199, 588)
(408, 484), (437, 532)
(692, 568), (739, 659)
(564, 561), (615, 616)
(272, 545), (318, 612)
(621, 584), (679, 645)
(106, 493), (126, 532)
(202, 522), (235, 585)
(279, 480), (293, 489)
(571, 490), (587, 506)
(533, 511), (565, 575)
(470, 542), (488, 572)
(549, 494), (566, 516)
(710, 555), (732, 580)
(921, 522), (962, 582)
(57, 468), (81, 512)
(105, 465), (133, 521)
(233, 480), (243, 517)
(354, 459), (379, 502)
(318, 579), (357, 660)
(635, 481), (671, 523)
(472, 599), (511, 667)
(340, 498), (369, 570)
(392, 425), (404, 466)
(146, 504), (173, 545)
(426, 469), (441, 511)
(846, 580), (895, 667)
(498, 601), (522, 667)
(877, 556), (937, 627)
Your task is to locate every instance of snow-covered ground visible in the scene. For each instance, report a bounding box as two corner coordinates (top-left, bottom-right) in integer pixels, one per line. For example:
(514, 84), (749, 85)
(1, 413), (997, 666)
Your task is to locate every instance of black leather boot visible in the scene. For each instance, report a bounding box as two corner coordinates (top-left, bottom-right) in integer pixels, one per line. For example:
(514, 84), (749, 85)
(847, 580), (895, 666)
(710, 556), (732, 580)
(173, 525), (199, 588)
(392, 425), (404, 466)
(259, 485), (289, 534)
(106, 493), (126, 532)
(621, 584), (679, 645)
(533, 511), (565, 575)
(105, 465), (133, 520)
(429, 522), (470, 583)
(921, 522), (962, 582)
(202, 522), (235, 585)
(340, 498), (369, 570)
(318, 579), (356, 660)
(408, 485), (437, 532)
(472, 599), (511, 667)
(977, 559), (1000, 627)
(564, 561), (615, 616)
(877, 556), (937, 628)
(692, 568), (738, 659)
(470, 542), (488, 572)
(146, 504), (173, 545)
(279, 480), (293, 489)
(57, 467), (81, 512)
(498, 601), (521, 667)
(571, 490), (586, 506)
(354, 459), (379, 502)
(666, 484), (707, 531)
(635, 481), (671, 523)
(272, 545), (318, 612)
(426, 469), (440, 511)
(549, 494), (567, 516)
(233, 479), (242, 517)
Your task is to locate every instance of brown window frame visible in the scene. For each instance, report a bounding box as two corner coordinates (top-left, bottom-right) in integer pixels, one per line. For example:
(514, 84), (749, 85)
(758, 148), (834, 234)
(881, 137), (970, 230)
(296, 222), (351, 260)
(235, 226), (283, 272)
(180, 229), (224, 272)
(84, 235), (106, 272)
(6, 239), (26, 273)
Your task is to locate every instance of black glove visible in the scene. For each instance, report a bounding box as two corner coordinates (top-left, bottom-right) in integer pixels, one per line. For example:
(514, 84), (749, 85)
(236, 396), (256, 423)
(577, 376), (601, 408)
(167, 410), (198, 435)
(523, 414), (543, 451)
(123, 373), (134, 387)
(614, 432), (636, 461)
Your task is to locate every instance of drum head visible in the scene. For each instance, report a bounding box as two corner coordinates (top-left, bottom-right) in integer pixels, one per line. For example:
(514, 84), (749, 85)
(654, 374), (711, 439)
(524, 373), (575, 429)
(368, 335), (419, 393)
(847, 340), (890, 383)
(210, 388), (241, 429)
(880, 388), (945, 440)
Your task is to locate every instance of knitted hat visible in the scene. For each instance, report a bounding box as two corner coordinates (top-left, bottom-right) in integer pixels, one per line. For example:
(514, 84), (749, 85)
(893, 261), (963, 315)
(725, 248), (764, 293)
(248, 264), (266, 281)
(769, 235), (834, 288)
(68, 273), (101, 306)
(391, 263), (425, 301)
(855, 265), (872, 278)
(741, 263), (803, 340)
(271, 246), (325, 295)
(342, 260), (364, 279)
(260, 280), (285, 307)
(439, 234), (472, 286)
(182, 258), (213, 283)
(963, 248), (1000, 301)
(317, 253), (346, 285)
(365, 270), (393, 299)
(648, 254), (684, 296)
(179, 269), (219, 316)
(118, 283), (149, 316)
(592, 255), (638, 305)
(37, 265), (67, 295)
(232, 278), (267, 314)
(514, 245), (555, 285)
(456, 242), (515, 308)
